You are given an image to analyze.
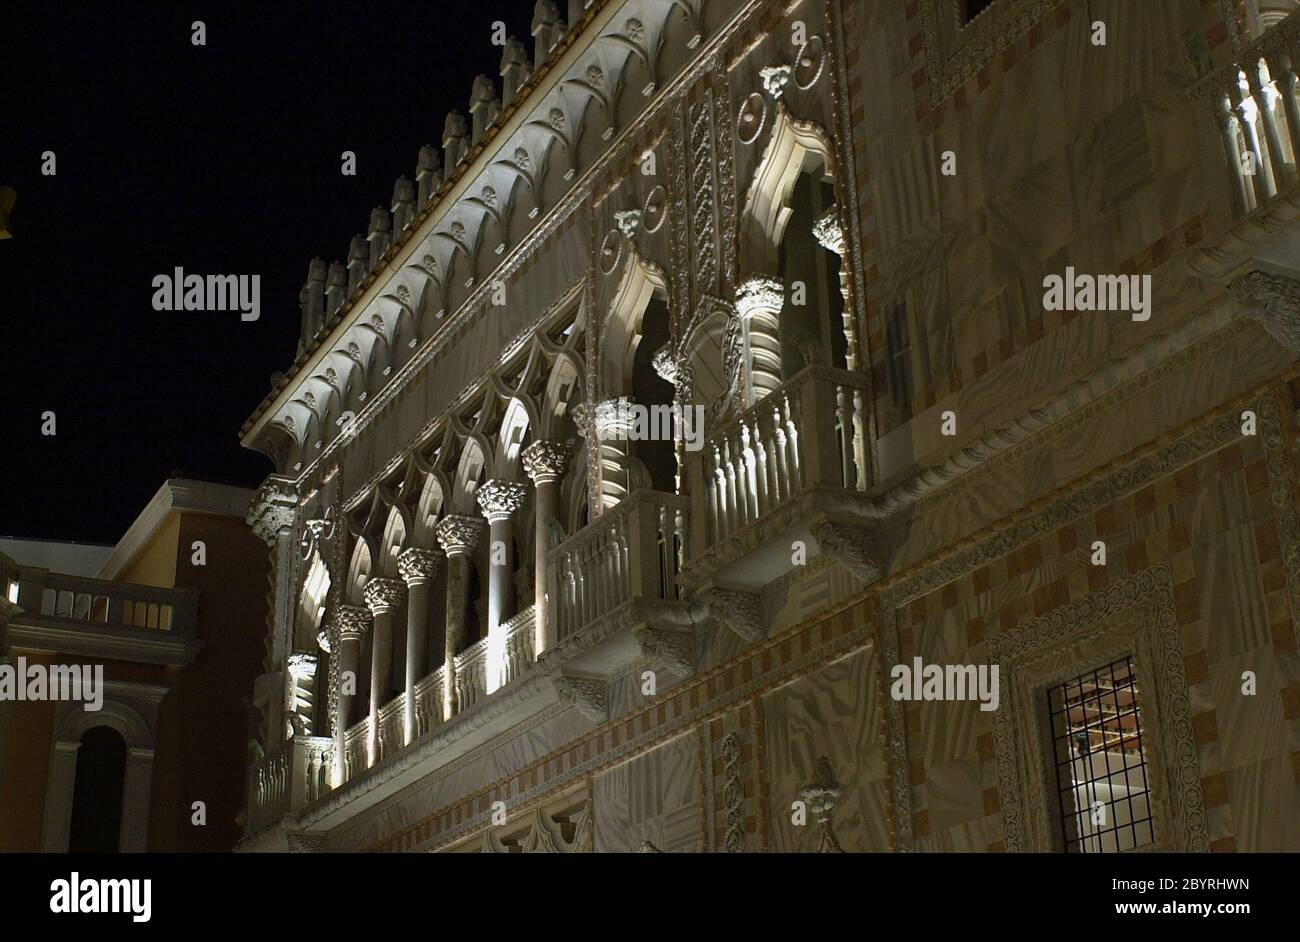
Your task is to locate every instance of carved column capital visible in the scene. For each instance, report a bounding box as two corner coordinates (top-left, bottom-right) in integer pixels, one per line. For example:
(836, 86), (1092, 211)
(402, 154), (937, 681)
(286, 652), (318, 681)
(1229, 269), (1300, 352)
(551, 675), (607, 722)
(247, 477), (299, 545)
(592, 397), (635, 438)
(699, 586), (764, 643)
(397, 547), (442, 586)
(521, 439), (570, 484)
(812, 205), (846, 256)
(332, 604), (372, 643)
(651, 345), (690, 388)
(363, 577), (406, 614)
(316, 626), (333, 654)
(475, 480), (528, 521)
(813, 520), (883, 584)
(734, 275), (783, 320)
(435, 514), (487, 556)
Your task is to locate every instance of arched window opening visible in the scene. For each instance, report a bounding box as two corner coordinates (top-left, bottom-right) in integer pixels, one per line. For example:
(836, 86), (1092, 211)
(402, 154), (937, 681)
(630, 296), (677, 493)
(67, 725), (127, 854)
(777, 162), (846, 376)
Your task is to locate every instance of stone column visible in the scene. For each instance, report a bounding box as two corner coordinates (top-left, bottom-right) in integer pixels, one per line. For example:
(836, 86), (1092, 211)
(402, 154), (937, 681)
(522, 440), (570, 656)
(476, 480), (528, 694)
(398, 547), (441, 744)
(331, 605), (371, 780)
(363, 578), (406, 762)
(435, 514), (487, 717)
(735, 276), (785, 404)
(285, 652), (318, 735)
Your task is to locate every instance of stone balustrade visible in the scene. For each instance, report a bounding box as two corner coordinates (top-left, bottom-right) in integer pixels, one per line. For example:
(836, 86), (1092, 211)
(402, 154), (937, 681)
(1193, 12), (1300, 217)
(246, 735), (333, 834)
(547, 489), (689, 644)
(690, 364), (870, 549)
(13, 567), (198, 636)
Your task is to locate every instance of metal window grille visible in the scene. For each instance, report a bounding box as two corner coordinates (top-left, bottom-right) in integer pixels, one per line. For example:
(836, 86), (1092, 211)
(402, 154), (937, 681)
(1048, 656), (1155, 852)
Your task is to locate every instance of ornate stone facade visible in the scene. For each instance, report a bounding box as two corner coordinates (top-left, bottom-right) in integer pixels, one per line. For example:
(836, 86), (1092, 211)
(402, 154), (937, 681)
(237, 0), (1300, 855)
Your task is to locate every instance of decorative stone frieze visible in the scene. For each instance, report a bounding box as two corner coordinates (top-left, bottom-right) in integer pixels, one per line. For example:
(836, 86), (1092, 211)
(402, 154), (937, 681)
(551, 675), (607, 722)
(363, 578), (406, 615)
(475, 480), (528, 521)
(397, 547), (441, 586)
(521, 439), (569, 484)
(435, 514), (486, 557)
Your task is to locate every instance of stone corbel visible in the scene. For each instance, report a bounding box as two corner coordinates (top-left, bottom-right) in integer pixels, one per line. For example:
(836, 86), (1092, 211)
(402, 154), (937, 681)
(697, 586), (764, 643)
(552, 674), (608, 722)
(813, 519), (884, 584)
(635, 626), (695, 678)
(1229, 268), (1300, 352)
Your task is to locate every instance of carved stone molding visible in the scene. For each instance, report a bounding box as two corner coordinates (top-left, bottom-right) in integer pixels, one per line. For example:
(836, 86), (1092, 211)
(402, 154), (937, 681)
(521, 439), (570, 484)
(476, 479), (528, 520)
(248, 477), (299, 544)
(813, 519), (883, 584)
(363, 577), (406, 614)
(984, 566), (1209, 853)
(332, 605), (372, 643)
(734, 274), (783, 320)
(1228, 268), (1300, 351)
(634, 626), (695, 678)
(698, 586), (764, 643)
(719, 731), (745, 852)
(397, 547), (442, 586)
(551, 675), (607, 722)
(800, 756), (846, 853)
(435, 514), (487, 557)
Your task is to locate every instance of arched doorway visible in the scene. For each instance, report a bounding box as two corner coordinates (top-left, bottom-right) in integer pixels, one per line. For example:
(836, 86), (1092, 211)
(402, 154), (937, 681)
(67, 725), (127, 853)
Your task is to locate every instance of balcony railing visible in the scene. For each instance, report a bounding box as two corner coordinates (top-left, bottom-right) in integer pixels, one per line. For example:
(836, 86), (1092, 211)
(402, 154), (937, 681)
(246, 735), (333, 834)
(1193, 12), (1300, 218)
(690, 364), (869, 549)
(13, 568), (198, 637)
(547, 488), (689, 643)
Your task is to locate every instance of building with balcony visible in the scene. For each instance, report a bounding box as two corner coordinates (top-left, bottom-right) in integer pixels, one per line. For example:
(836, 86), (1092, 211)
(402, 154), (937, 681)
(237, 0), (1300, 853)
(0, 478), (269, 852)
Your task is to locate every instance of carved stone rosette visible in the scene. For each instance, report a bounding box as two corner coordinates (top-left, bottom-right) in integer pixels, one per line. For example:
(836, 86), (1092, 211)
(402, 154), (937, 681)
(699, 586), (764, 643)
(1229, 269), (1300, 352)
(332, 605), (372, 643)
(435, 514), (486, 557)
(363, 577), (406, 614)
(475, 479), (528, 521)
(734, 275), (783, 320)
(521, 439), (570, 484)
(397, 547), (441, 586)
(247, 477), (299, 545)
(552, 675), (607, 722)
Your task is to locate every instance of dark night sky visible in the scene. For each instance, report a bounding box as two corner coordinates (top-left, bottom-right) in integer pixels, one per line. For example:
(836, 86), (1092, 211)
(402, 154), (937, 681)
(0, 1), (536, 544)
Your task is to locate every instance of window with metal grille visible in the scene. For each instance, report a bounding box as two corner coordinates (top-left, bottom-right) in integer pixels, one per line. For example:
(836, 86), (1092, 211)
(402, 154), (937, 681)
(1048, 656), (1155, 852)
